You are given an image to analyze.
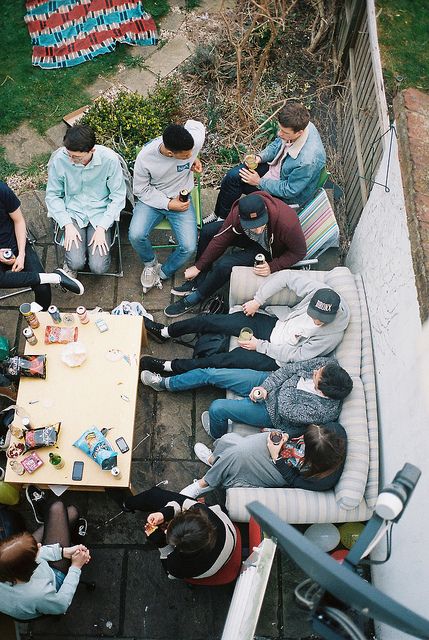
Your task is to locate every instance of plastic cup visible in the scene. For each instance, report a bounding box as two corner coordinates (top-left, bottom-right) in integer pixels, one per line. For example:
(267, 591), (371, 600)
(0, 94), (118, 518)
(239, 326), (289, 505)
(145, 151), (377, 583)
(244, 154), (258, 170)
(239, 327), (253, 342)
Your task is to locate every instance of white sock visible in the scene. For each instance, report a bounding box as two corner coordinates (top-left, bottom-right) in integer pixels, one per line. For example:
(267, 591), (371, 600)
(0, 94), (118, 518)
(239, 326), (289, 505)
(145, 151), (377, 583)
(160, 327), (170, 338)
(164, 361), (172, 372)
(40, 273), (60, 284)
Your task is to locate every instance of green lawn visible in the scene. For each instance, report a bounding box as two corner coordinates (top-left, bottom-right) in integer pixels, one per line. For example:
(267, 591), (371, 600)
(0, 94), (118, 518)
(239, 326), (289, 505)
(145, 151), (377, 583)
(377, 0), (429, 93)
(0, 0), (169, 136)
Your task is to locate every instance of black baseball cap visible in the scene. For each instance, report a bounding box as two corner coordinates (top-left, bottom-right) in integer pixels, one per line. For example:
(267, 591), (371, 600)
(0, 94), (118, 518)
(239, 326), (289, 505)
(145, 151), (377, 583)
(307, 288), (340, 323)
(238, 194), (269, 229)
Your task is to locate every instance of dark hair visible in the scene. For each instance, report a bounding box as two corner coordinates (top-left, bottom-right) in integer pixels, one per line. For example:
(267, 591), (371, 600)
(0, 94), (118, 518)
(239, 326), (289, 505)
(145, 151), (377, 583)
(166, 506), (216, 554)
(0, 532), (38, 584)
(302, 423), (347, 478)
(63, 124), (96, 152)
(278, 103), (310, 132)
(318, 363), (353, 400)
(162, 124), (194, 153)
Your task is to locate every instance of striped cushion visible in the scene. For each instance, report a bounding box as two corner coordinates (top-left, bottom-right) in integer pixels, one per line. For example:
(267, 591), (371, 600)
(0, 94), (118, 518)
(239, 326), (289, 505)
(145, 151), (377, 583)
(299, 188), (339, 259)
(229, 267), (299, 308)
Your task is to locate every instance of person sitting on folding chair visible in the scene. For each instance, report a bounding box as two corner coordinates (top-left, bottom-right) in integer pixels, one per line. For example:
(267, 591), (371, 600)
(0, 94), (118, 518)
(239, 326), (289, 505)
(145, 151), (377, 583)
(122, 486), (236, 580)
(0, 181), (84, 305)
(46, 124), (126, 277)
(164, 192), (307, 317)
(129, 120), (205, 292)
(204, 102), (326, 224)
(141, 271), (350, 375)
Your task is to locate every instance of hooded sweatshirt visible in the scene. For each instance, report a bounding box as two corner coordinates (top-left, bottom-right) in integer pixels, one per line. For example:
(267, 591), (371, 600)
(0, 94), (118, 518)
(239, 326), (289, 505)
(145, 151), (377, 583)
(252, 270), (350, 365)
(195, 191), (307, 273)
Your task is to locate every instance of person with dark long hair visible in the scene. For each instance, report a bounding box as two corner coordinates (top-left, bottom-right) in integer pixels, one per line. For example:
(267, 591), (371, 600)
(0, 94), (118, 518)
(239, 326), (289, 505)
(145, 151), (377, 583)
(180, 422), (347, 499)
(123, 487), (236, 580)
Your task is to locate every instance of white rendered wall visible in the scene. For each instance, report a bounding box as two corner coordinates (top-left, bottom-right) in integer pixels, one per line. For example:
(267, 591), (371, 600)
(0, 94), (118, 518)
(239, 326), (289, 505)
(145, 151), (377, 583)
(346, 133), (429, 639)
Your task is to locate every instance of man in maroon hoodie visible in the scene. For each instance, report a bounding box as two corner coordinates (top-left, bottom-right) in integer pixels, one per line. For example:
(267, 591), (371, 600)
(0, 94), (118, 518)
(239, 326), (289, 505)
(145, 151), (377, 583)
(163, 192), (307, 317)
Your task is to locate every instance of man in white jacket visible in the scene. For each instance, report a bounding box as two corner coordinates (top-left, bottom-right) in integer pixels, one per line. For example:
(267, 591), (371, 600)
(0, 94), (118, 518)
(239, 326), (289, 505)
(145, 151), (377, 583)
(130, 120), (205, 290)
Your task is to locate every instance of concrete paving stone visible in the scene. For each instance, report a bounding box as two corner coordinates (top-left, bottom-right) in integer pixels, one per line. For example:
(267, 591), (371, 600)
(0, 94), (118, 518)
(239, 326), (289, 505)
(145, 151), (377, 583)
(28, 548), (124, 637)
(0, 309), (23, 346)
(128, 43), (158, 59)
(0, 123), (55, 167)
(159, 6), (185, 33)
(124, 548), (234, 639)
(21, 190), (51, 241)
(115, 67), (158, 96)
(133, 391), (156, 459)
(146, 35), (194, 78)
(200, 187), (219, 218)
(45, 122), (67, 149)
(154, 388), (194, 459)
(315, 246), (340, 271)
(85, 487), (143, 544)
(281, 550), (314, 638)
(194, 0), (236, 11)
(130, 458), (155, 494)
(86, 75), (115, 98)
(152, 459), (203, 494)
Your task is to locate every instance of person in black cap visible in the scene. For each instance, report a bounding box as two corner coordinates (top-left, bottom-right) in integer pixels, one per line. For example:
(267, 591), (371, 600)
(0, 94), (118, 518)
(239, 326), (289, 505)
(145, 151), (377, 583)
(141, 270), (350, 376)
(163, 191), (306, 317)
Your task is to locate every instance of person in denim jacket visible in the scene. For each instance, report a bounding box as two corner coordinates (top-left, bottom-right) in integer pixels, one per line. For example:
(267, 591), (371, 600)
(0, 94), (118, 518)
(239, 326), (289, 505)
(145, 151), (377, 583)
(212, 103), (326, 220)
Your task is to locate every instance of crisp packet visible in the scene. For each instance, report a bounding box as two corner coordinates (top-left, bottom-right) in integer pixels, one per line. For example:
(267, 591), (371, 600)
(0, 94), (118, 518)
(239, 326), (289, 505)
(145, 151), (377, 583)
(45, 326), (78, 344)
(73, 427), (117, 470)
(24, 422), (61, 451)
(4, 355), (47, 379)
(21, 452), (44, 473)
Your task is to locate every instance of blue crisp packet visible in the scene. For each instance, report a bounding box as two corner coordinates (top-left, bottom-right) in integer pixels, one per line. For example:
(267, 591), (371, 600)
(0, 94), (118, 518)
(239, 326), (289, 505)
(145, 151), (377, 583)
(73, 427), (118, 470)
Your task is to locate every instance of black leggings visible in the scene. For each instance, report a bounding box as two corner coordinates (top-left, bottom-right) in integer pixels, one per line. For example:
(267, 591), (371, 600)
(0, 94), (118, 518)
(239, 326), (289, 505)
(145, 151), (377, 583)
(0, 242), (51, 309)
(33, 501), (79, 574)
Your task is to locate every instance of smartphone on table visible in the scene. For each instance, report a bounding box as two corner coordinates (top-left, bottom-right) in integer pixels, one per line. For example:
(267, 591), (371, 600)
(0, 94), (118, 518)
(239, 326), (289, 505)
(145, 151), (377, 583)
(72, 460), (84, 481)
(115, 437), (129, 454)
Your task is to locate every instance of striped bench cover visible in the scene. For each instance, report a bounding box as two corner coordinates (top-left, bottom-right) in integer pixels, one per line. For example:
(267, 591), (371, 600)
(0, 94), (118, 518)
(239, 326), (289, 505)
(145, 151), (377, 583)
(299, 188), (340, 259)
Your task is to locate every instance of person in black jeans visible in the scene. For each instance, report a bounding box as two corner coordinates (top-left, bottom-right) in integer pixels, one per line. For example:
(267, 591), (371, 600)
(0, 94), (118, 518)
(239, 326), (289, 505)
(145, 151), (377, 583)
(123, 487), (237, 580)
(0, 181), (84, 305)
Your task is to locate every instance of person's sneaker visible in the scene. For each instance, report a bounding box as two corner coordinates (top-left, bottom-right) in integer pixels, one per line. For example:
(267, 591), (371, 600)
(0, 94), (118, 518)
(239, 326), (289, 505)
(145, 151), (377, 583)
(54, 268), (84, 295)
(164, 296), (199, 318)
(140, 370), (166, 391)
(62, 261), (78, 279)
(144, 317), (169, 343)
(140, 355), (169, 375)
(141, 262), (161, 290)
(26, 485), (47, 524)
(78, 517), (88, 537)
(180, 479), (204, 499)
(194, 442), (213, 466)
(170, 281), (196, 297)
(202, 212), (221, 225)
(201, 411), (212, 436)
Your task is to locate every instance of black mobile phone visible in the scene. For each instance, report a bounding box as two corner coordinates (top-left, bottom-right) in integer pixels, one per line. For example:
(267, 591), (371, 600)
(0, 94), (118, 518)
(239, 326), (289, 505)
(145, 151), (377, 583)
(115, 437), (129, 454)
(72, 461), (84, 481)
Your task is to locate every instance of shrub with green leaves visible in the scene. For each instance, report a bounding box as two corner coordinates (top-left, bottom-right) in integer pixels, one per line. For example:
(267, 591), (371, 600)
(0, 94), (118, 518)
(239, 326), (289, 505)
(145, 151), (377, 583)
(81, 81), (182, 166)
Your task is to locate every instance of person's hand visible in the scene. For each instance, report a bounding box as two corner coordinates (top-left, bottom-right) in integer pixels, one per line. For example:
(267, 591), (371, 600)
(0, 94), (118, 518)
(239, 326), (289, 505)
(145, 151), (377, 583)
(147, 512), (165, 526)
(168, 197), (190, 212)
(64, 224), (82, 251)
(71, 547), (91, 568)
(88, 226), (108, 256)
(253, 262), (271, 277)
(249, 386), (268, 402)
(184, 265), (201, 280)
(63, 544), (87, 560)
(266, 432), (288, 461)
(242, 299), (260, 317)
(191, 158), (202, 173)
(239, 167), (261, 186)
(0, 249), (16, 266)
(238, 335), (258, 350)
(11, 253), (25, 272)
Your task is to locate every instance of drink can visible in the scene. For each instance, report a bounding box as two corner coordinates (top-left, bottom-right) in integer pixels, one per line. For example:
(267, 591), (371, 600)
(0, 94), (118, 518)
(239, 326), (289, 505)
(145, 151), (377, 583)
(76, 306), (89, 324)
(179, 190), (190, 202)
(111, 466), (121, 479)
(254, 253), (266, 267)
(10, 460), (25, 476)
(49, 453), (65, 469)
(270, 431), (283, 445)
(21, 417), (32, 430)
(23, 327), (38, 346)
(48, 305), (61, 324)
(253, 388), (264, 402)
(20, 303), (40, 329)
(3, 249), (15, 260)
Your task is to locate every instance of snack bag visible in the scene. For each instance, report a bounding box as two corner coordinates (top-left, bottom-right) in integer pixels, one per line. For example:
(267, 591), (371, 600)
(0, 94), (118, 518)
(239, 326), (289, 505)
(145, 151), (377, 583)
(73, 427), (117, 470)
(4, 355), (47, 379)
(45, 326), (78, 344)
(279, 435), (306, 469)
(21, 452), (44, 474)
(24, 422), (61, 451)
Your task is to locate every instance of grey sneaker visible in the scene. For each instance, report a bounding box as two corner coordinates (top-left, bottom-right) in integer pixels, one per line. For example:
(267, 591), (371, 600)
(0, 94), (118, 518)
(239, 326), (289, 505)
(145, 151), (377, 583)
(140, 370), (166, 391)
(201, 411), (211, 436)
(141, 262), (161, 290)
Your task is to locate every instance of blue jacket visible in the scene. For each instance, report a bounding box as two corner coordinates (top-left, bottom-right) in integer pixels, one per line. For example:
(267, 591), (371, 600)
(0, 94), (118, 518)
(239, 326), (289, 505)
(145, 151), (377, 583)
(258, 122), (326, 206)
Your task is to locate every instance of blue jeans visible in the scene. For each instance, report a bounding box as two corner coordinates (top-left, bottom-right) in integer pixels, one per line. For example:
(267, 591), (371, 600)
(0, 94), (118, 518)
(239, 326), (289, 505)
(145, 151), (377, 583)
(129, 200), (198, 278)
(64, 220), (112, 274)
(166, 368), (273, 438)
(214, 163), (269, 219)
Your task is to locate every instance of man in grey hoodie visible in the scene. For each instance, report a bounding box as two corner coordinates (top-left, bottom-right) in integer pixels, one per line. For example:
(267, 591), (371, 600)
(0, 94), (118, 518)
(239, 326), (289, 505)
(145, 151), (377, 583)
(140, 270), (350, 374)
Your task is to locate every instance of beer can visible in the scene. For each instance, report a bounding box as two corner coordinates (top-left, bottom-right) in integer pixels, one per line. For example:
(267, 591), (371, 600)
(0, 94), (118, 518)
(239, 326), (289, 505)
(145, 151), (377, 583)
(48, 305), (62, 324)
(178, 190), (190, 202)
(21, 417), (32, 430)
(2, 249), (15, 260)
(254, 253), (266, 267)
(253, 388), (264, 402)
(76, 306), (89, 324)
(19, 302), (40, 329)
(111, 466), (121, 479)
(23, 327), (38, 346)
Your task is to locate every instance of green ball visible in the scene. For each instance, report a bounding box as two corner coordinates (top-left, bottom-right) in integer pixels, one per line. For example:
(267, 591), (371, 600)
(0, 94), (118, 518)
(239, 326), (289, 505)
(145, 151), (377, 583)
(338, 522), (366, 549)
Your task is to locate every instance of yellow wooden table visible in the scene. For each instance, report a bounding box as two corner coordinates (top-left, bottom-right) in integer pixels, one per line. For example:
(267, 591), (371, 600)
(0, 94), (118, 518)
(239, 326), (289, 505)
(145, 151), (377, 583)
(5, 311), (146, 490)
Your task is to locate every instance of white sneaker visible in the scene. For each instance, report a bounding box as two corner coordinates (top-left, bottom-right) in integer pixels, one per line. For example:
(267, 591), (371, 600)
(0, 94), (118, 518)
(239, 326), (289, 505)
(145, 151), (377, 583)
(202, 213), (221, 225)
(180, 479), (204, 498)
(201, 411), (211, 436)
(140, 370), (165, 391)
(194, 442), (213, 466)
(141, 262), (161, 290)
(62, 261), (78, 279)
